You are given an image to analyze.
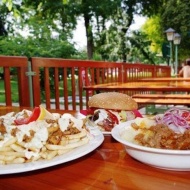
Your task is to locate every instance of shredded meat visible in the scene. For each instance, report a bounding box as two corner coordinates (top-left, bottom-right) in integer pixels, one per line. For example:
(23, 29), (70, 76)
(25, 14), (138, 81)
(133, 123), (190, 150)
(47, 122), (81, 145)
(46, 119), (57, 124)
(11, 128), (18, 137)
(0, 123), (6, 135)
(62, 126), (80, 135)
(0, 118), (6, 134)
(48, 128), (63, 145)
(23, 130), (35, 143)
(20, 110), (29, 119)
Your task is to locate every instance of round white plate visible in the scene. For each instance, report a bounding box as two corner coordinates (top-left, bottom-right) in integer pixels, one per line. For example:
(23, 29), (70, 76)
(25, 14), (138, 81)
(111, 120), (190, 171)
(0, 127), (104, 175)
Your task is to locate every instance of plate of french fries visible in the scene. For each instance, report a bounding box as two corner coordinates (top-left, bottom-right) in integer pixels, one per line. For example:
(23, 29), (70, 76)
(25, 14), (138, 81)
(0, 106), (104, 174)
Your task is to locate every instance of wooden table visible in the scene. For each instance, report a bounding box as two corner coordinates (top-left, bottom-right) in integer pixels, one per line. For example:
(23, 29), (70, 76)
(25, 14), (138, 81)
(1, 106), (190, 190)
(83, 81), (190, 92)
(138, 77), (190, 82)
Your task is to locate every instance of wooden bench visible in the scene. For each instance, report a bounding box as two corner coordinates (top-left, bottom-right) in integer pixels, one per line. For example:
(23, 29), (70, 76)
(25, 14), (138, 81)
(132, 93), (190, 114)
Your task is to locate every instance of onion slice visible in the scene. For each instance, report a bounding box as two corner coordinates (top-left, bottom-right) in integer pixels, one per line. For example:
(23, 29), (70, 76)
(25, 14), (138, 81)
(155, 107), (190, 129)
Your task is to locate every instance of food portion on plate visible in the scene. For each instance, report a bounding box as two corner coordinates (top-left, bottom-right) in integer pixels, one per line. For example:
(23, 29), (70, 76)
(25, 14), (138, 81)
(86, 92), (142, 132)
(120, 107), (190, 150)
(111, 107), (190, 171)
(0, 105), (92, 165)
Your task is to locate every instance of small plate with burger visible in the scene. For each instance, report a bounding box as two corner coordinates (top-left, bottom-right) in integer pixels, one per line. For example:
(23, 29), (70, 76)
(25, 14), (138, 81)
(84, 92), (142, 135)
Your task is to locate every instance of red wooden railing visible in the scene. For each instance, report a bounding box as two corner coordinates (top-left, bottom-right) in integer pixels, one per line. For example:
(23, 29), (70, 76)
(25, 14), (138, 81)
(30, 58), (171, 110)
(0, 56), (171, 109)
(122, 63), (171, 82)
(0, 56), (30, 107)
(31, 58), (123, 110)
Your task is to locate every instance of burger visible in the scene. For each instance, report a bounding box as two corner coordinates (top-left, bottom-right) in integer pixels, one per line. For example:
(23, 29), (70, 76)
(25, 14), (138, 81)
(86, 92), (142, 132)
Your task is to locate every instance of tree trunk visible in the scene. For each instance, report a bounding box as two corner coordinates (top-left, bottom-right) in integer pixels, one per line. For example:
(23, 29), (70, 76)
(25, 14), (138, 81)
(83, 14), (93, 59)
(0, 18), (7, 36)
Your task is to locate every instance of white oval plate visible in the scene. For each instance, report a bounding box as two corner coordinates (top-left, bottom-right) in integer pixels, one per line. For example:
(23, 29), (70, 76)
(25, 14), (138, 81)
(0, 127), (104, 175)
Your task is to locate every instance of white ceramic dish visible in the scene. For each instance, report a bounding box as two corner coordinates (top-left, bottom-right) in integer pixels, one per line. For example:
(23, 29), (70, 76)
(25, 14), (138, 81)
(0, 127), (104, 175)
(111, 120), (190, 171)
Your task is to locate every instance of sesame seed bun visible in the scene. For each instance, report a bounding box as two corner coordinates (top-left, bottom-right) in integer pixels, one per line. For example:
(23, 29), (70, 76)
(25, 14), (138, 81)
(88, 92), (138, 110)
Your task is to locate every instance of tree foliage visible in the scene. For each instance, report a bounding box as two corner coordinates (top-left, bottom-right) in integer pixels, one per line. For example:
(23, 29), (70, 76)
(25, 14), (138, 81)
(142, 16), (163, 53)
(160, 0), (190, 61)
(0, 34), (77, 58)
(1, 0), (190, 64)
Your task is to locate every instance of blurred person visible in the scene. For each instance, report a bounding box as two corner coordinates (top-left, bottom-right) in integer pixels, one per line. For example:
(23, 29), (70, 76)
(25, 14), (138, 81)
(178, 58), (190, 78)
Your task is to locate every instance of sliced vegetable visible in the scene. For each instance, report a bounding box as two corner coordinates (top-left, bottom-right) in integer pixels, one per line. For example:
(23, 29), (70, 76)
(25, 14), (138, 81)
(14, 107), (41, 125)
(107, 110), (119, 124)
(155, 108), (190, 129)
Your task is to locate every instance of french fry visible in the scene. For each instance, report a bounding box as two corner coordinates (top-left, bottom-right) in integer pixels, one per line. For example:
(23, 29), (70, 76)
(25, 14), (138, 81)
(16, 141), (26, 148)
(0, 160), (5, 165)
(28, 147), (39, 152)
(57, 149), (71, 155)
(0, 155), (6, 160)
(47, 150), (58, 160)
(60, 138), (80, 145)
(7, 157), (25, 164)
(4, 155), (16, 161)
(31, 155), (41, 162)
(63, 130), (87, 140)
(40, 151), (48, 159)
(0, 146), (12, 152)
(10, 143), (25, 152)
(41, 146), (47, 152)
(46, 137), (89, 150)
(0, 151), (25, 157)
(3, 137), (17, 147)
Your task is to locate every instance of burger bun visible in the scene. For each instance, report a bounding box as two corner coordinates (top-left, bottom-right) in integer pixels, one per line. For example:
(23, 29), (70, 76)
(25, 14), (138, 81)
(88, 92), (138, 110)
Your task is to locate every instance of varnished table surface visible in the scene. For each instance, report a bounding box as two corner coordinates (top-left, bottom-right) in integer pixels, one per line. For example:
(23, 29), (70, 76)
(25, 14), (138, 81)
(138, 77), (190, 82)
(83, 81), (190, 92)
(1, 106), (190, 190)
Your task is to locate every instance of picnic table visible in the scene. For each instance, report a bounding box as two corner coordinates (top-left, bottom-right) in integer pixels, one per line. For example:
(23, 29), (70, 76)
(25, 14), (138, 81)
(138, 77), (190, 82)
(83, 81), (190, 114)
(83, 81), (190, 93)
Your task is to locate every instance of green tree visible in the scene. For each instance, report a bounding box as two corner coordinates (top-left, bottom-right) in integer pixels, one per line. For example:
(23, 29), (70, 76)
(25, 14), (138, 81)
(142, 16), (163, 54)
(0, 34), (77, 58)
(160, 0), (190, 61)
(0, 0), (78, 58)
(5, 0), (189, 65)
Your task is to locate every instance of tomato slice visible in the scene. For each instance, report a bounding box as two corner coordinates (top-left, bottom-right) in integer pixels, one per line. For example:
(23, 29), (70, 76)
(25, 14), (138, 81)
(107, 110), (119, 124)
(14, 107), (41, 125)
(182, 111), (190, 121)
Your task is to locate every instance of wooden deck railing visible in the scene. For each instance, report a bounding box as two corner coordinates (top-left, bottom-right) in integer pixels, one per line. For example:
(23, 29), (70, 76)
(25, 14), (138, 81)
(0, 56), (171, 109)
(31, 58), (123, 110)
(122, 63), (171, 82)
(121, 63), (171, 96)
(0, 56), (30, 107)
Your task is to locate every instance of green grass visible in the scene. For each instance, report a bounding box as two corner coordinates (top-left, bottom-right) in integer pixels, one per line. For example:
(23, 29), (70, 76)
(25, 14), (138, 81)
(0, 78), (74, 104)
(0, 79), (19, 103)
